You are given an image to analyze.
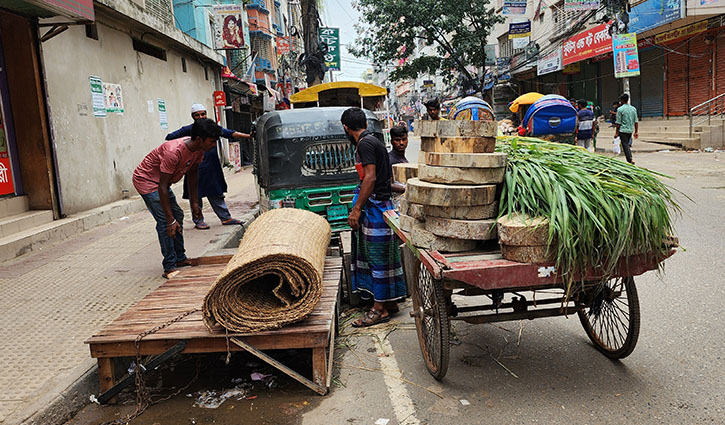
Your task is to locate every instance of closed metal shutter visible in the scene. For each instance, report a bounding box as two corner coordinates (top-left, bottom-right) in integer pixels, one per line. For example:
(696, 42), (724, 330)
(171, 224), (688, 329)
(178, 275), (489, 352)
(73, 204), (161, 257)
(640, 49), (665, 117)
(688, 32), (713, 110)
(630, 70), (642, 114)
(666, 44), (688, 116)
(716, 34), (725, 95)
(600, 58), (620, 113)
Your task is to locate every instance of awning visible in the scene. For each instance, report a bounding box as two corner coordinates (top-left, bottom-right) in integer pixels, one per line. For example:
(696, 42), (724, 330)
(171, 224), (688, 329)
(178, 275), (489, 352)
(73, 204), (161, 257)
(509, 92), (544, 113)
(5, 0), (94, 21)
(290, 81), (387, 104)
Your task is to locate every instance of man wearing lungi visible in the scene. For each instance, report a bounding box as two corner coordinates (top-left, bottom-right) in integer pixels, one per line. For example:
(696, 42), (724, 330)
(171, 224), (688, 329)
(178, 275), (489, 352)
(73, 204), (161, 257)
(342, 107), (406, 327)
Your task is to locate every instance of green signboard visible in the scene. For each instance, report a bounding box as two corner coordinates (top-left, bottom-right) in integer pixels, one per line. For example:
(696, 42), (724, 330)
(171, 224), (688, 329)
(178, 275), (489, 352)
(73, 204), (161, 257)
(319, 27), (340, 71)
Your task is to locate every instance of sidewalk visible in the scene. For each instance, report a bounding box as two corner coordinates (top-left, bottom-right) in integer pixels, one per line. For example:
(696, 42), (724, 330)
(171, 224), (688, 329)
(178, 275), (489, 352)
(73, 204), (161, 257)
(0, 169), (259, 425)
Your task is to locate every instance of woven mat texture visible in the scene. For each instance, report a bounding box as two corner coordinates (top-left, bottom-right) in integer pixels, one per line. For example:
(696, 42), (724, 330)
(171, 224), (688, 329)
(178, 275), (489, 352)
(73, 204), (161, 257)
(203, 208), (331, 332)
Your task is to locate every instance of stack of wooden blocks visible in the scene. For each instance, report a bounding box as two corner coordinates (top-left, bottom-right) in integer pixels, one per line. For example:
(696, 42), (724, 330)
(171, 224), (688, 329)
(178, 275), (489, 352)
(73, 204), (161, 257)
(398, 120), (507, 252)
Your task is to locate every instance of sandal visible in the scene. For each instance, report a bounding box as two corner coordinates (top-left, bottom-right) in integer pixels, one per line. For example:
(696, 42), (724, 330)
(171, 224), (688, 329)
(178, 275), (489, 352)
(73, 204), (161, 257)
(175, 259), (193, 268)
(352, 309), (390, 328)
(222, 218), (243, 226)
(162, 269), (179, 279)
(195, 222), (210, 230)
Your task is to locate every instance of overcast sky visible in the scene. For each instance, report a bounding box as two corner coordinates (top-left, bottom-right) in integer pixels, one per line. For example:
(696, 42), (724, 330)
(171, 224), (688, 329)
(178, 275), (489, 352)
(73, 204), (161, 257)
(321, 0), (372, 81)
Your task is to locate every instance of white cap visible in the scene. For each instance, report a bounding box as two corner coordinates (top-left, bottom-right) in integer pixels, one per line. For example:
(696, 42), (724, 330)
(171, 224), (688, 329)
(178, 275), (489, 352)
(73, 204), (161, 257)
(191, 103), (206, 114)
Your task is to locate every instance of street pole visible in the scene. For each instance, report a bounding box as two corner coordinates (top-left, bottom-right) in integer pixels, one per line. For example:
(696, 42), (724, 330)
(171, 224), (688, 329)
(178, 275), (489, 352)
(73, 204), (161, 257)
(287, 0), (295, 95)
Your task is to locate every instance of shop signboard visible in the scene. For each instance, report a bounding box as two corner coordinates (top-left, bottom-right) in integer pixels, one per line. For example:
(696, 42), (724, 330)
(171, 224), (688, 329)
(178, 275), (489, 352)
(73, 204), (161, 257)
(629, 0), (683, 34)
(613, 33), (641, 78)
(537, 47), (563, 75)
(563, 62), (581, 74)
(0, 113), (14, 195)
(214, 91), (226, 106)
(277, 37), (290, 55)
(485, 45), (496, 66)
(562, 22), (612, 66)
(503, 0), (527, 15)
(497, 57), (511, 81)
(564, 0), (599, 10)
(319, 27), (341, 71)
(213, 5), (244, 49)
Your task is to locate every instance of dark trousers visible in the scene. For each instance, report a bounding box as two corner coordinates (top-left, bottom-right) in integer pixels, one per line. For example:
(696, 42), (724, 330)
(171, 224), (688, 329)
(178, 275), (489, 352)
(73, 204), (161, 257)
(141, 189), (186, 272)
(619, 132), (634, 163)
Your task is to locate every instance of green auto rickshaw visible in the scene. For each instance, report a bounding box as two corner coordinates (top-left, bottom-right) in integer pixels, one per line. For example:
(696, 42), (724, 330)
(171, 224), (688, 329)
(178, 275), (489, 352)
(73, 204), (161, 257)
(253, 107), (384, 232)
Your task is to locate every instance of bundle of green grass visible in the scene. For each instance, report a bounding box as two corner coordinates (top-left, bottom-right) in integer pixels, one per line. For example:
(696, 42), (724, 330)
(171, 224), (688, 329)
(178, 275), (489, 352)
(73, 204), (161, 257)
(495, 136), (678, 287)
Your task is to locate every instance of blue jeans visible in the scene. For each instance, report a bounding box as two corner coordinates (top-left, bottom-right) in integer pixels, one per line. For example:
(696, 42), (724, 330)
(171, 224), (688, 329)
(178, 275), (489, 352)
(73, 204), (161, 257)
(193, 195), (232, 225)
(141, 189), (187, 272)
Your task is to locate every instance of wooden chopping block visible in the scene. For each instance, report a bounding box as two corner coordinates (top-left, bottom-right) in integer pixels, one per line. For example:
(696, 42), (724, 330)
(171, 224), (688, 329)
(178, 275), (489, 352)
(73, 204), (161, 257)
(418, 164), (505, 185)
(392, 163), (418, 183)
(425, 217), (498, 240)
(406, 178), (497, 207)
(420, 136), (495, 153)
(423, 202), (499, 220)
(411, 226), (478, 253)
(423, 152), (507, 169)
(399, 199), (425, 220)
(399, 213), (424, 233)
(497, 214), (550, 246)
(500, 244), (554, 263)
(415, 119), (497, 138)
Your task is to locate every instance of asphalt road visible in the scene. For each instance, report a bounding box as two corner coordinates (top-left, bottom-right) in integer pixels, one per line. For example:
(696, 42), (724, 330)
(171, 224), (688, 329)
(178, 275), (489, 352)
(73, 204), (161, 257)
(68, 148), (724, 425)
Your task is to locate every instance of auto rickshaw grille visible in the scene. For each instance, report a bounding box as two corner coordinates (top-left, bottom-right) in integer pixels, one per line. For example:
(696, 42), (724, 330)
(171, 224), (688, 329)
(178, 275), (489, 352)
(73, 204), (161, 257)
(302, 141), (356, 175)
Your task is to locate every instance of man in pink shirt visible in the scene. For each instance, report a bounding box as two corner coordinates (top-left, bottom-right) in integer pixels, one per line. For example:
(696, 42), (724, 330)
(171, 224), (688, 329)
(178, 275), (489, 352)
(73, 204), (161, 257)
(133, 118), (222, 277)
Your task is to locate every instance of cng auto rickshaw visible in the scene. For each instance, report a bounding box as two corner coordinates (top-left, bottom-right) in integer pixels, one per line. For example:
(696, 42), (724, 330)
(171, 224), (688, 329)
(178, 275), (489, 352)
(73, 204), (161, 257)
(253, 106), (384, 232)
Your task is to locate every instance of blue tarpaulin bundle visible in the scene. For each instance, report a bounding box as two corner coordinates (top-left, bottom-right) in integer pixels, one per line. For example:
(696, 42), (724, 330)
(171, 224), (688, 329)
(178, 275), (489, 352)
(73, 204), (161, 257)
(522, 94), (577, 136)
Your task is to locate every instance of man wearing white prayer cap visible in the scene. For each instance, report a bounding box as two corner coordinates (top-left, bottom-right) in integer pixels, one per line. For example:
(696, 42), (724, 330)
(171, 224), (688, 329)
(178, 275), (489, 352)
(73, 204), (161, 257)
(165, 103), (252, 229)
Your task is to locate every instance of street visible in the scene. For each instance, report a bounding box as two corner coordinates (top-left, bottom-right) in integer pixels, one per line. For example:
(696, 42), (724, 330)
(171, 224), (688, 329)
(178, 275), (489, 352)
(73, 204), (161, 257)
(66, 150), (724, 425)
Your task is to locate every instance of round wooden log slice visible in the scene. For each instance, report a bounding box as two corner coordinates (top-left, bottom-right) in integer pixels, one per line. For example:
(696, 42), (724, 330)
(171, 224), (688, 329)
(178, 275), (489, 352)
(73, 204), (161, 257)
(392, 163), (418, 183)
(500, 244), (555, 263)
(411, 226), (478, 253)
(423, 202), (499, 220)
(423, 152), (508, 168)
(405, 178), (497, 207)
(398, 199), (425, 220)
(496, 214), (550, 246)
(415, 119), (497, 138)
(399, 213), (424, 233)
(425, 217), (497, 240)
(420, 136), (496, 154)
(418, 164), (505, 185)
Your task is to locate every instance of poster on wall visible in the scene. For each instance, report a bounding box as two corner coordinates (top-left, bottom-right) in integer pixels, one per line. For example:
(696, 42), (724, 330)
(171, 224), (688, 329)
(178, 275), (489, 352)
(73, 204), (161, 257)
(157, 99), (168, 130)
(212, 4), (244, 50)
(89, 76), (106, 117)
(0, 113), (14, 195)
(613, 33), (641, 78)
(103, 83), (124, 114)
(503, 0), (527, 14)
(229, 141), (242, 172)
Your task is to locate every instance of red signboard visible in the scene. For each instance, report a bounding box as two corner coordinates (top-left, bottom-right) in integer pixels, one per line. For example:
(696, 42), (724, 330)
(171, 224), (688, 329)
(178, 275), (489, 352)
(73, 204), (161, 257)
(34, 0), (94, 21)
(562, 22), (613, 66)
(277, 37), (290, 55)
(213, 91), (226, 106)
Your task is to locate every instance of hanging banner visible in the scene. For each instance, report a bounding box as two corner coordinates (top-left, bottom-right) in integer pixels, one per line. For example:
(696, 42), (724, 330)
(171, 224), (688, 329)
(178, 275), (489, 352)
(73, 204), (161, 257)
(497, 57), (511, 81)
(513, 37), (529, 49)
(102, 82), (124, 114)
(537, 47), (563, 75)
(629, 0), (683, 34)
(213, 4), (244, 49)
(276, 37), (290, 56)
(509, 21), (531, 38)
(562, 22), (612, 66)
(564, 0), (600, 10)
(503, 0), (527, 15)
(319, 27), (341, 71)
(485, 45), (496, 66)
(89, 76), (106, 117)
(613, 33), (641, 78)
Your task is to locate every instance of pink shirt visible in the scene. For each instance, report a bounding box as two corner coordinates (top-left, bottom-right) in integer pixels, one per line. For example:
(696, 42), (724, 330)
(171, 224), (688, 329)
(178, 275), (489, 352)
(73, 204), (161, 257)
(132, 138), (204, 195)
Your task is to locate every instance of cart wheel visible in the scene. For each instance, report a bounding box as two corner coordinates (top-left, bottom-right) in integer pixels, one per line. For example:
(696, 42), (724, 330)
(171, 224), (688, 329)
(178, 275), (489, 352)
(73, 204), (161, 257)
(411, 262), (450, 380)
(577, 276), (640, 359)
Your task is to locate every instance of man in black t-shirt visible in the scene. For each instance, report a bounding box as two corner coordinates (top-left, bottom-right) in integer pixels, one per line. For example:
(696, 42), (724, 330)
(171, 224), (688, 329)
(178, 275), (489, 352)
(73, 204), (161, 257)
(342, 108), (406, 327)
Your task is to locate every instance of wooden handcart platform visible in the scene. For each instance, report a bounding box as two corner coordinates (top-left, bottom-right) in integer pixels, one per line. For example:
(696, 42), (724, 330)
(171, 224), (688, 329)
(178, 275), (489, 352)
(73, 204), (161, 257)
(86, 255), (341, 397)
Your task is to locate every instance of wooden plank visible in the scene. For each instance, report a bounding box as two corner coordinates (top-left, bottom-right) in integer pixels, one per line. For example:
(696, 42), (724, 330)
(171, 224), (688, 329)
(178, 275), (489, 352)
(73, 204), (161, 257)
(97, 357), (116, 403)
(398, 214), (423, 233)
(424, 216), (498, 240)
(423, 203), (498, 220)
(398, 199), (425, 221)
(414, 119), (497, 137)
(392, 163), (418, 183)
(410, 226), (478, 253)
(497, 214), (550, 246)
(418, 164), (505, 185)
(420, 136), (495, 154)
(405, 178), (497, 207)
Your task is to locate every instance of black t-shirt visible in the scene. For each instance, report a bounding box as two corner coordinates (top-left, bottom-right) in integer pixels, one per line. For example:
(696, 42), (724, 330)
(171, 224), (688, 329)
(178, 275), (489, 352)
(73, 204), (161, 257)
(388, 150), (408, 166)
(355, 131), (392, 200)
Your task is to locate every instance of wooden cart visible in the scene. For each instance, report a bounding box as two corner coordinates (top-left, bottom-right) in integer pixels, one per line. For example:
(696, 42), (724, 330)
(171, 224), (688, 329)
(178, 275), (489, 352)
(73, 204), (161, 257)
(385, 210), (676, 380)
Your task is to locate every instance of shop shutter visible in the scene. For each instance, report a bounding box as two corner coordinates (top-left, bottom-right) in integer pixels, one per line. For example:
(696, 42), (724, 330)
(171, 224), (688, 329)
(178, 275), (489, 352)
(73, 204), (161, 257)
(688, 33), (713, 111)
(666, 44), (688, 116)
(640, 49), (665, 117)
(600, 58), (621, 115)
(716, 33), (725, 95)
(629, 72), (642, 115)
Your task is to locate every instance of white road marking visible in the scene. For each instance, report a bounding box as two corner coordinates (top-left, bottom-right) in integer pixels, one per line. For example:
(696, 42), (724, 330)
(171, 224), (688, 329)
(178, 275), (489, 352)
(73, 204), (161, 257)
(375, 329), (421, 425)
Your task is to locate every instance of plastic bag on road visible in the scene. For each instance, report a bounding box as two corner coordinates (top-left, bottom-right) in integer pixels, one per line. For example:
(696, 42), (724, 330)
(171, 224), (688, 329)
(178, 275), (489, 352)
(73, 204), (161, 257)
(613, 136), (621, 155)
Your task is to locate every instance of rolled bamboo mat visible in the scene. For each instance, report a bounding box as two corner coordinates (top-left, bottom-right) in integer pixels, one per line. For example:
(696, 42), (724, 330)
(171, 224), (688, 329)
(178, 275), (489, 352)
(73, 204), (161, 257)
(202, 208), (331, 332)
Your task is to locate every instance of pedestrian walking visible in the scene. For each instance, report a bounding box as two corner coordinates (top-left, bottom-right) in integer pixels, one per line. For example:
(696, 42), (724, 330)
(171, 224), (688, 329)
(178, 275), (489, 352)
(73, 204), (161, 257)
(165, 103), (251, 229)
(133, 118), (221, 278)
(423, 98), (446, 120)
(609, 101), (619, 127)
(576, 99), (595, 152)
(614, 93), (639, 165)
(342, 108), (406, 327)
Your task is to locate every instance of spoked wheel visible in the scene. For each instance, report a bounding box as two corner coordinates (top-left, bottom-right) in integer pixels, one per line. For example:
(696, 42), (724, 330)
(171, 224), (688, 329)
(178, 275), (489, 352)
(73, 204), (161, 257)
(577, 276), (640, 359)
(411, 262), (450, 380)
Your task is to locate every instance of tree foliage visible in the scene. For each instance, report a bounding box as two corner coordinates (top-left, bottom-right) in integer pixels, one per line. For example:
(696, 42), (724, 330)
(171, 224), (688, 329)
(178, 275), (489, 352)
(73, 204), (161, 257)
(350, 0), (503, 92)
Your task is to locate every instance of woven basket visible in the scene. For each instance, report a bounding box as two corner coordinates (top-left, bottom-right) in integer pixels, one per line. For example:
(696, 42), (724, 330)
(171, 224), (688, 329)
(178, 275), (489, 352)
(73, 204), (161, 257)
(202, 208), (331, 332)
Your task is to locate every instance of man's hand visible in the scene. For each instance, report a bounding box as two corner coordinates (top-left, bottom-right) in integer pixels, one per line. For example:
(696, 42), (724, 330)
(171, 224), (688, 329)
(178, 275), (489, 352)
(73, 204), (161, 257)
(233, 131), (251, 139)
(166, 220), (181, 237)
(634, 132), (639, 139)
(348, 207), (361, 230)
